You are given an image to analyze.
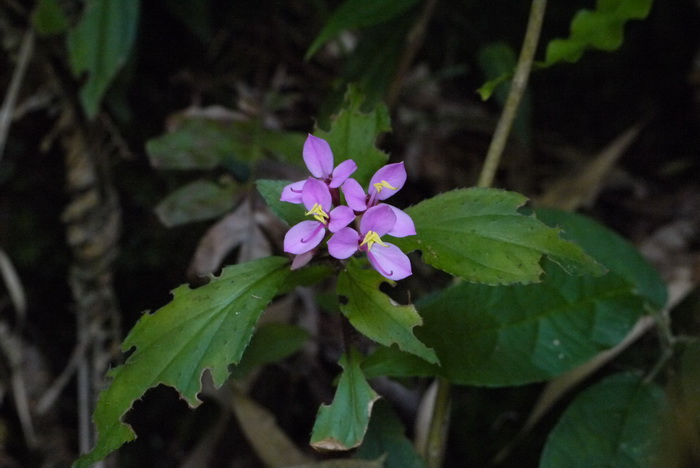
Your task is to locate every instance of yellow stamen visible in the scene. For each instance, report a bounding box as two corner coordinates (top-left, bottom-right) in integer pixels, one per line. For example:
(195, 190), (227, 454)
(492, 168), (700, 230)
(360, 230), (388, 251)
(373, 180), (398, 193)
(305, 203), (329, 224)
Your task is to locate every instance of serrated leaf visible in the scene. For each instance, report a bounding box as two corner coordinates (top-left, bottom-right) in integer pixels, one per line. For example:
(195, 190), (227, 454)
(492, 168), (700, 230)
(155, 179), (238, 227)
(31, 0), (69, 35)
(539, 373), (665, 468)
(338, 260), (438, 365)
(393, 188), (603, 285)
(256, 179), (307, 226)
(355, 400), (427, 468)
(311, 348), (380, 451)
(74, 256), (290, 467)
(306, 0), (420, 59)
(535, 208), (666, 309)
(231, 323), (309, 378)
(315, 86), (391, 186)
(67, 0), (139, 118)
(544, 0), (654, 66)
(413, 260), (645, 386)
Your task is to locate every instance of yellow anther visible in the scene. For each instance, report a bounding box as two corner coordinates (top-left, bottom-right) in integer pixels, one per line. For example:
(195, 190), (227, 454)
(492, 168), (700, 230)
(373, 180), (398, 193)
(305, 203), (329, 224)
(360, 230), (388, 251)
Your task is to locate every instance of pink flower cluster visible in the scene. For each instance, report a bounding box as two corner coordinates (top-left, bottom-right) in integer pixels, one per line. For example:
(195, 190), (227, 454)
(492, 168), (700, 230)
(281, 135), (415, 280)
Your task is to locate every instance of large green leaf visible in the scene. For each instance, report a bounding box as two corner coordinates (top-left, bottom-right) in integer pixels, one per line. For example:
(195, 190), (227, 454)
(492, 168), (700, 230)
(306, 0), (420, 59)
(154, 178), (239, 227)
(310, 348), (380, 451)
(544, 0), (654, 66)
(414, 260), (645, 386)
(539, 373), (665, 468)
(535, 208), (666, 309)
(337, 260), (438, 365)
(230, 323), (309, 379)
(67, 0), (139, 117)
(256, 179), (307, 226)
(74, 257), (291, 467)
(315, 86), (391, 187)
(393, 188), (603, 285)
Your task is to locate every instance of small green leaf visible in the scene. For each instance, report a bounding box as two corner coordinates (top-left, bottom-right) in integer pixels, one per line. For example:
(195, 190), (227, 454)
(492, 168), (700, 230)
(315, 86), (391, 187)
(544, 0), (654, 66)
(311, 348), (380, 451)
(394, 188), (603, 285)
(540, 373), (665, 468)
(338, 259), (438, 365)
(31, 0), (69, 35)
(231, 323), (309, 378)
(256, 179), (307, 226)
(355, 400), (427, 468)
(414, 261), (645, 386)
(74, 257), (290, 467)
(67, 0), (139, 118)
(154, 179), (238, 227)
(306, 0), (420, 59)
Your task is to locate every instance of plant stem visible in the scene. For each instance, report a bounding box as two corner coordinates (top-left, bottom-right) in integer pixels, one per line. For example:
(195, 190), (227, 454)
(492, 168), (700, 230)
(477, 0), (547, 188)
(425, 377), (451, 468)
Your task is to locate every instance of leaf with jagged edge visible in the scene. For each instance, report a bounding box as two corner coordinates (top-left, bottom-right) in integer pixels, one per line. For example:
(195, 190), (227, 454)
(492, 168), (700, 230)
(393, 188), (604, 285)
(73, 256), (290, 468)
(337, 259), (438, 365)
(310, 348), (380, 451)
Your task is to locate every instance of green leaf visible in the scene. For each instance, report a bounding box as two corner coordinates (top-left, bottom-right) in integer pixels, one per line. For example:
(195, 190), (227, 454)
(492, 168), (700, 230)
(310, 348), (380, 451)
(67, 0), (139, 118)
(73, 257), (291, 467)
(535, 208), (666, 310)
(414, 261), (646, 386)
(338, 259), (438, 365)
(256, 179), (307, 226)
(539, 373), (665, 468)
(31, 0), (69, 35)
(306, 0), (420, 59)
(362, 345), (441, 380)
(154, 178), (239, 227)
(544, 0), (654, 66)
(355, 400), (427, 468)
(315, 85), (391, 187)
(393, 188), (603, 285)
(230, 323), (309, 378)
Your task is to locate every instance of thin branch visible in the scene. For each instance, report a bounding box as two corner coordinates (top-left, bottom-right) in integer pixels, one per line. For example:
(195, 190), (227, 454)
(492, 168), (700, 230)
(477, 0), (547, 188)
(424, 377), (451, 468)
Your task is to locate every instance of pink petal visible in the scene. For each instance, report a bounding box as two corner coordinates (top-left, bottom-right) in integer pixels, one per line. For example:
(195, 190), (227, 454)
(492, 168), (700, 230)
(384, 205), (416, 238)
(327, 227), (360, 259)
(341, 178), (367, 211)
(280, 180), (305, 203)
(291, 251), (315, 270)
(301, 178), (332, 212)
(303, 134), (334, 179)
(369, 162), (407, 201)
(360, 205), (397, 237)
(284, 220), (325, 254)
(329, 159), (357, 188)
(367, 243), (412, 280)
(328, 205), (355, 233)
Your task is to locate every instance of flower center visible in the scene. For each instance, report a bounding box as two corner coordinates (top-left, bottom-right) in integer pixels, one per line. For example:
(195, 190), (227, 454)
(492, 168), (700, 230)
(360, 230), (388, 251)
(373, 180), (398, 194)
(305, 203), (329, 224)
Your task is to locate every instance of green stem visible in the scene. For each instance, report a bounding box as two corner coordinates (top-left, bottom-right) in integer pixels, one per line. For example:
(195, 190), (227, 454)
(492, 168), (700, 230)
(477, 0), (547, 188)
(425, 377), (451, 468)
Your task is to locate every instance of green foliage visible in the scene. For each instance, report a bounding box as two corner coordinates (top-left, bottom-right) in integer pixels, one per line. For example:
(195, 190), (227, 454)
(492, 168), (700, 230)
(362, 345), (441, 380)
(355, 400), (427, 468)
(539, 373), (665, 468)
(310, 348), (380, 451)
(154, 178), (239, 227)
(74, 257), (291, 468)
(306, 0), (420, 59)
(256, 179), (307, 226)
(337, 259), (438, 365)
(230, 323), (309, 378)
(67, 0), (139, 118)
(315, 86), (391, 186)
(393, 188), (603, 285)
(31, 0), (68, 36)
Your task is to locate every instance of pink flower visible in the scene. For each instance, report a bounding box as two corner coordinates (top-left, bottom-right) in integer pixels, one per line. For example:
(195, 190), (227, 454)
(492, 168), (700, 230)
(283, 178), (354, 266)
(281, 135), (357, 204)
(327, 205), (412, 280)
